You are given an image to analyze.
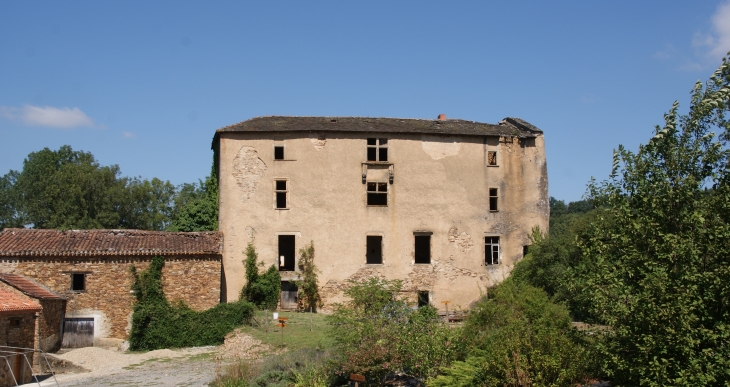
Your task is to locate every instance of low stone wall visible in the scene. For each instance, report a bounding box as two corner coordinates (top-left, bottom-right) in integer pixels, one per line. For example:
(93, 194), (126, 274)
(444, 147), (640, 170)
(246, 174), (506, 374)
(1, 255), (221, 340)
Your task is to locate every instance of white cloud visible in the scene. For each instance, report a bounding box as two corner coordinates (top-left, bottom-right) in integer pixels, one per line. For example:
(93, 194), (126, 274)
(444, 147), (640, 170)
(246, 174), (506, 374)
(0, 105), (95, 128)
(710, 1), (730, 59)
(122, 131), (136, 139)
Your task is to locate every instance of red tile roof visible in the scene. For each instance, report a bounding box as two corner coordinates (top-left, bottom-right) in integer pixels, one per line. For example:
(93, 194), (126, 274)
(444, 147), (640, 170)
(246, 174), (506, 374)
(0, 229), (223, 257)
(0, 274), (64, 300)
(0, 288), (42, 313)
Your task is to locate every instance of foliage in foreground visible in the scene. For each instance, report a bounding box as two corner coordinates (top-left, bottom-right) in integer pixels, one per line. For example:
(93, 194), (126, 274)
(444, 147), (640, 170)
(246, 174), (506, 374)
(429, 281), (593, 387)
(240, 243), (281, 310)
(128, 256), (254, 350)
(575, 56), (730, 386)
(328, 278), (463, 385)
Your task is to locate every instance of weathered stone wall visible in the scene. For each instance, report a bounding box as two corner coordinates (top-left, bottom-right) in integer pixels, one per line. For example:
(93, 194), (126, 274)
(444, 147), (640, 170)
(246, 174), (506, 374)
(219, 131), (549, 310)
(1, 255), (220, 340)
(0, 312), (36, 386)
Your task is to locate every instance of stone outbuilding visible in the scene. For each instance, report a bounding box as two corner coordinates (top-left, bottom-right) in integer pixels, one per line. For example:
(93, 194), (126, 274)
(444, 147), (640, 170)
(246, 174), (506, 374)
(0, 288), (41, 386)
(213, 115), (549, 309)
(0, 273), (66, 353)
(0, 229), (223, 346)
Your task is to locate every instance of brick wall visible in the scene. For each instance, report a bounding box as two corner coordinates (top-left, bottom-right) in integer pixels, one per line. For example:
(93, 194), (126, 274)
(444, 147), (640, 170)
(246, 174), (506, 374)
(1, 255), (220, 339)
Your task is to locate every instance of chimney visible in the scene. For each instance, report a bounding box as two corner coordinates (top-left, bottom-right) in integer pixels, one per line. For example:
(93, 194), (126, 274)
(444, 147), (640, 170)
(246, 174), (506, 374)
(437, 114), (446, 121)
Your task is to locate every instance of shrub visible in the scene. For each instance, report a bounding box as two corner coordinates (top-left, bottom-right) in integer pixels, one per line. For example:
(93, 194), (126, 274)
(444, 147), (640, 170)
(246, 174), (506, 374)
(128, 256), (254, 351)
(329, 278), (462, 385)
(429, 281), (593, 387)
(240, 243), (281, 310)
(296, 241), (322, 312)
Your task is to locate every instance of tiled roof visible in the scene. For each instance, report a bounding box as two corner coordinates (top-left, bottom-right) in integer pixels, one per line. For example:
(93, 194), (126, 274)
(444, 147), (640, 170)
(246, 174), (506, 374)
(0, 229), (223, 257)
(0, 273), (64, 300)
(0, 288), (42, 313)
(216, 116), (543, 138)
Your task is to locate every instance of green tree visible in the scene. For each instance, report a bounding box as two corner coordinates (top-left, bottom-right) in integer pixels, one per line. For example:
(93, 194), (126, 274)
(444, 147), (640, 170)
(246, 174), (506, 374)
(0, 171), (23, 230)
(240, 243), (280, 310)
(296, 241), (322, 312)
(168, 161), (218, 232)
(579, 57), (730, 385)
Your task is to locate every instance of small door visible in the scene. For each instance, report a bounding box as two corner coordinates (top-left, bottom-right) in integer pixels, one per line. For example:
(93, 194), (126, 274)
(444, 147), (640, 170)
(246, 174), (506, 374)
(62, 318), (94, 348)
(280, 281), (298, 310)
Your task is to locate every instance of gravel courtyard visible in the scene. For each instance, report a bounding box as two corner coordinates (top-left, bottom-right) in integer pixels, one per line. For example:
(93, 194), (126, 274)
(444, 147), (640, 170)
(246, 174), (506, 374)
(25, 330), (270, 387)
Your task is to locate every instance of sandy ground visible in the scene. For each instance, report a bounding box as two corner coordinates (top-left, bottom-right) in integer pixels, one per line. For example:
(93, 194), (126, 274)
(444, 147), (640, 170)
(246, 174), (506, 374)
(23, 330), (269, 387)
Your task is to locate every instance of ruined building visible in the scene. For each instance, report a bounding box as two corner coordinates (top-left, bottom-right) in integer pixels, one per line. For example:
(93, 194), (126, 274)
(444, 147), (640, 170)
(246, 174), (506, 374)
(214, 115), (548, 309)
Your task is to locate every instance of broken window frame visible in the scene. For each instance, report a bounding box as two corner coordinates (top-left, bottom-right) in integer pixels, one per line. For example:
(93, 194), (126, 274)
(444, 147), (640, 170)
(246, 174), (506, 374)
(489, 188), (498, 212)
(274, 179), (289, 209)
(366, 235), (383, 264)
(487, 150), (498, 166)
(71, 273), (86, 292)
(366, 181), (388, 206)
(367, 138), (388, 162)
(274, 145), (285, 160)
(485, 236), (500, 265)
(414, 232), (432, 264)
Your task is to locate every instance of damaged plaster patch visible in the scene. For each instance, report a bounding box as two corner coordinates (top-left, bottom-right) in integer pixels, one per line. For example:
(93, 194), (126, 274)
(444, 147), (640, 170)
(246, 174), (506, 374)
(448, 227), (473, 253)
(320, 266), (385, 302)
(245, 226), (255, 243)
(421, 135), (461, 160)
(309, 133), (327, 150)
(232, 146), (267, 203)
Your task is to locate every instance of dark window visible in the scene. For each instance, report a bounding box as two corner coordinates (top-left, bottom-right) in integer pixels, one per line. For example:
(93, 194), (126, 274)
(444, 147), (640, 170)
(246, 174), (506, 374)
(487, 151), (497, 166)
(415, 235), (431, 264)
(71, 273), (86, 291)
(367, 182), (388, 206)
(275, 180), (287, 209)
(367, 138), (388, 162)
(9, 318), (21, 328)
(485, 237), (500, 265)
(523, 245), (529, 257)
(489, 188), (498, 212)
(366, 236), (383, 264)
(278, 235), (296, 271)
(274, 146), (285, 160)
(417, 291), (430, 307)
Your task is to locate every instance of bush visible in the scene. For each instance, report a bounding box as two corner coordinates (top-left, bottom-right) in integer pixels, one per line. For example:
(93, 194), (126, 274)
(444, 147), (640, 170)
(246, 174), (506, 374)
(128, 256), (254, 351)
(240, 243), (281, 310)
(296, 241), (322, 312)
(328, 278), (462, 385)
(429, 281), (593, 387)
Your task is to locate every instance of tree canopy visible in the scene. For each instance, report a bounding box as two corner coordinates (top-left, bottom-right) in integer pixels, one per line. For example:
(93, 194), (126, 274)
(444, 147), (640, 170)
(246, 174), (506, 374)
(0, 145), (218, 232)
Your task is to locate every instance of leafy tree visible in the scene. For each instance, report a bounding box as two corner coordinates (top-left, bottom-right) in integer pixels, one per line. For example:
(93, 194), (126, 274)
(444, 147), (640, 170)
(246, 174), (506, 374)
(168, 160), (218, 232)
(578, 57), (730, 385)
(0, 171), (23, 230)
(296, 241), (322, 312)
(240, 243), (280, 310)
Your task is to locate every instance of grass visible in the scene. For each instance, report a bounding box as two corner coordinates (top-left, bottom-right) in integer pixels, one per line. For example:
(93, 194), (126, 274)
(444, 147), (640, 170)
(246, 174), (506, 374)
(235, 309), (334, 352)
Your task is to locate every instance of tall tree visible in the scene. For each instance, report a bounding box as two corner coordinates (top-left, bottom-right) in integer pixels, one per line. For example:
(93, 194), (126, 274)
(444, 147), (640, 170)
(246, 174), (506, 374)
(167, 160), (218, 232)
(580, 57), (730, 385)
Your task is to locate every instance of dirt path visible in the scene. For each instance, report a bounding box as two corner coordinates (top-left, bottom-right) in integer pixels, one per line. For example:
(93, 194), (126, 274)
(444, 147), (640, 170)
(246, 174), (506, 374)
(25, 330), (270, 387)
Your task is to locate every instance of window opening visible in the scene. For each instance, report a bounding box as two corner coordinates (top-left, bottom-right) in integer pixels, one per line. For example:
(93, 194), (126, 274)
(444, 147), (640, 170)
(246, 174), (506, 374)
(367, 138), (388, 162)
(487, 151), (497, 166)
(367, 182), (388, 206)
(278, 235), (296, 271)
(417, 291), (430, 307)
(9, 318), (21, 328)
(71, 273), (86, 291)
(489, 188), (498, 212)
(523, 245), (530, 257)
(414, 235), (431, 264)
(366, 235), (383, 264)
(274, 146), (285, 160)
(275, 180), (288, 209)
(485, 237), (500, 265)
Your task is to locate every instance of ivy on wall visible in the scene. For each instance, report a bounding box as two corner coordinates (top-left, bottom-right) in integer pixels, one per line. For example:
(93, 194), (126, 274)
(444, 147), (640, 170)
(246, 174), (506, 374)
(128, 256), (254, 351)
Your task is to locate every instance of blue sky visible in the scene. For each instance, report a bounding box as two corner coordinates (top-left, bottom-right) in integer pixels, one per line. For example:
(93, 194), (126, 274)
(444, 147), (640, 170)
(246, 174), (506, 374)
(2, 1), (729, 202)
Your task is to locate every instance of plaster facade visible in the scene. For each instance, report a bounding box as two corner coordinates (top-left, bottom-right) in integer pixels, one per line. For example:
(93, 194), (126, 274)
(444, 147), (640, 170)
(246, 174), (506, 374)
(216, 116), (549, 309)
